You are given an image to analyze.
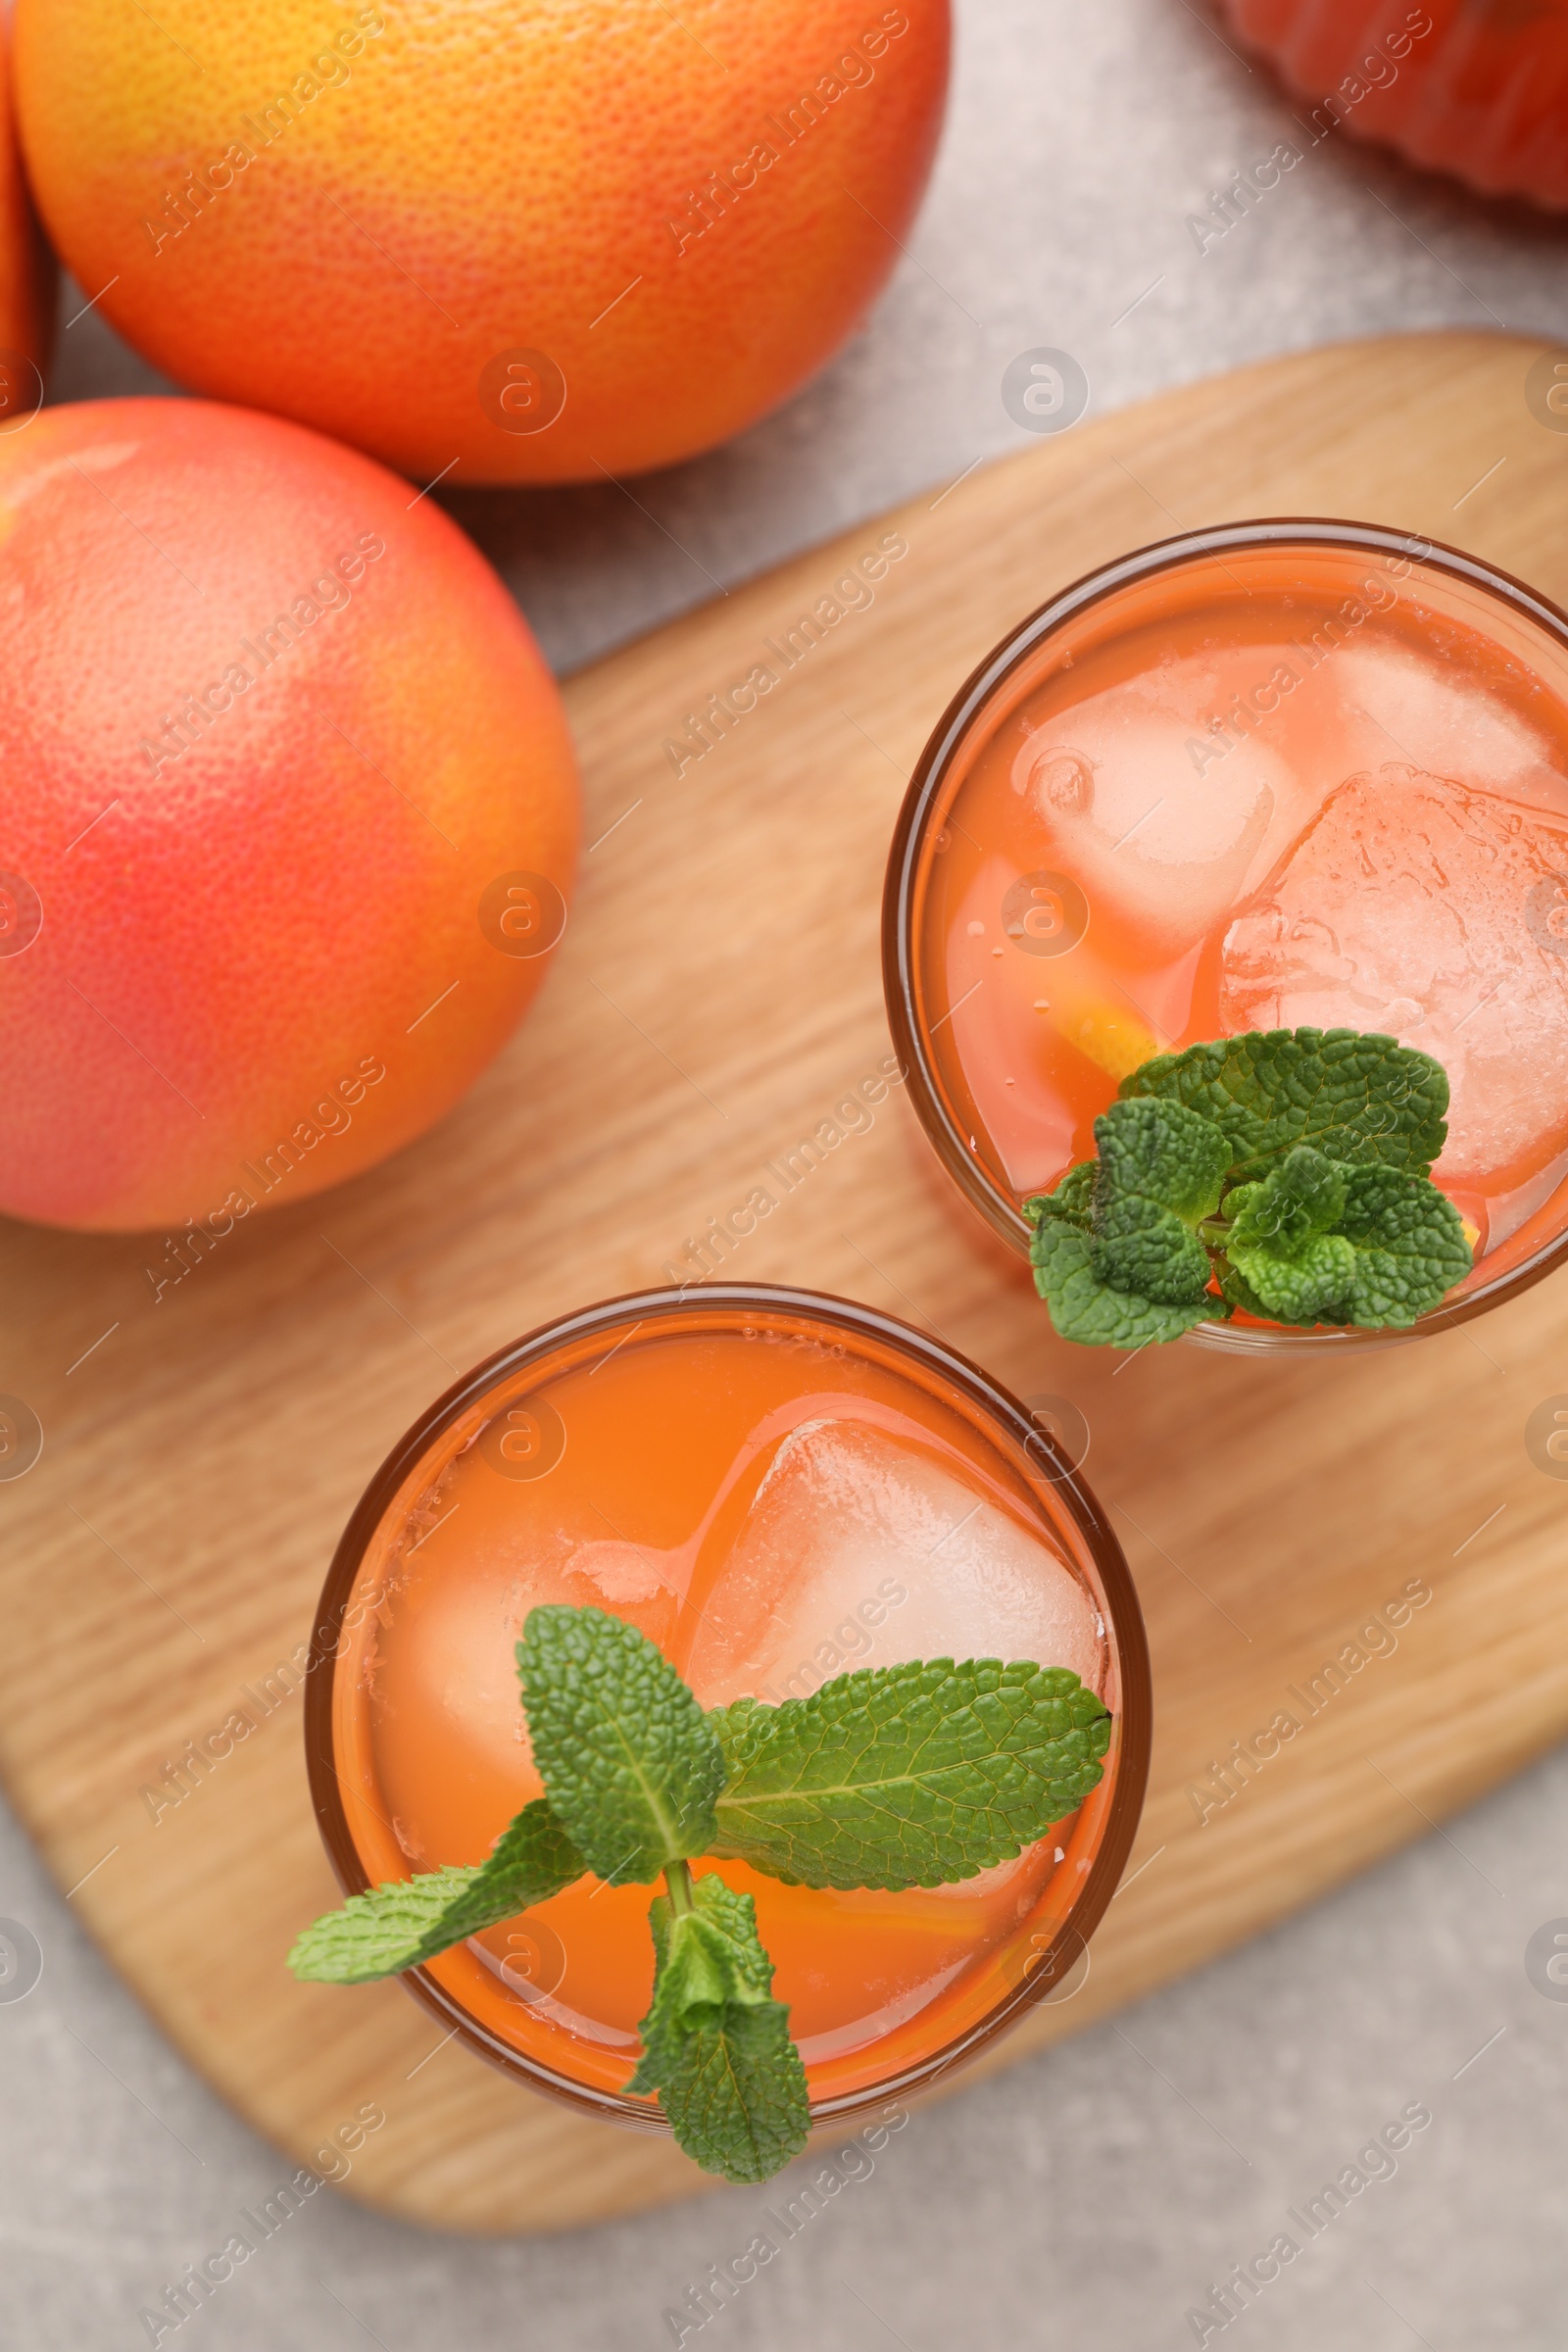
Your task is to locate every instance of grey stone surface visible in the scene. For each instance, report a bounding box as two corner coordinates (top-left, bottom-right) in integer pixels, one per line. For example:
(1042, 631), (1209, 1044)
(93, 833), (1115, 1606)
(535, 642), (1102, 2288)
(13, 0), (1568, 2343)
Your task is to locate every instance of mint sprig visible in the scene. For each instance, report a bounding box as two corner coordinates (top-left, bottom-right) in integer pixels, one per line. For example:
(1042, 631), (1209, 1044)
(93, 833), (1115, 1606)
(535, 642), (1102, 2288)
(290, 1605), (1111, 2182)
(1026, 1026), (1471, 1345)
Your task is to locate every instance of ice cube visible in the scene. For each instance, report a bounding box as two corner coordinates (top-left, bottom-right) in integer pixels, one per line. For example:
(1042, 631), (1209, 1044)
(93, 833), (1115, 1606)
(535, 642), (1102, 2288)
(565, 1539), (678, 1608)
(682, 1415), (1103, 1710)
(1333, 643), (1562, 804)
(1010, 664), (1289, 956)
(1220, 763), (1568, 1188)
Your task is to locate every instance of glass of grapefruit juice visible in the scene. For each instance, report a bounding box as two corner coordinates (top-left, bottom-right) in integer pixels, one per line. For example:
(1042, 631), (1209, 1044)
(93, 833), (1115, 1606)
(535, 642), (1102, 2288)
(306, 1285), (1151, 2127)
(884, 519), (1568, 1349)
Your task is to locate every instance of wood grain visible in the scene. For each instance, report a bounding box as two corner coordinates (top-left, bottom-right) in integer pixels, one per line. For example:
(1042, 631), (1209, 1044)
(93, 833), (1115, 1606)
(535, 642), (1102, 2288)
(5, 329), (1567, 2234)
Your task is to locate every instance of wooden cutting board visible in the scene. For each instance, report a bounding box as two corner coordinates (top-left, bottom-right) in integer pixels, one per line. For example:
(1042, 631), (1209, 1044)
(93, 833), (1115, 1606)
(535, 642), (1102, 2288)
(7, 328), (1568, 2235)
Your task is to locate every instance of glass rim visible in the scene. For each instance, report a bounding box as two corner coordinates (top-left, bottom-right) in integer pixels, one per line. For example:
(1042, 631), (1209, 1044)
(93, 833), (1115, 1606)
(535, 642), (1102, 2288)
(303, 1281), (1152, 2133)
(881, 514), (1568, 1351)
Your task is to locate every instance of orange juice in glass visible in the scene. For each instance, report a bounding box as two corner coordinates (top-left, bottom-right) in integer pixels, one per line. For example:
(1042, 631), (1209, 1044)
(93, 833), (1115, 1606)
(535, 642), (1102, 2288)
(305, 1286), (1151, 2126)
(884, 521), (1568, 1349)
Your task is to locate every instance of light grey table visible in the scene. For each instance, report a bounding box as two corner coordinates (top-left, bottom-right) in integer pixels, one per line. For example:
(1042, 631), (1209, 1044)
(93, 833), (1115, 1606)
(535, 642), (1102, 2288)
(9, 2), (1568, 2343)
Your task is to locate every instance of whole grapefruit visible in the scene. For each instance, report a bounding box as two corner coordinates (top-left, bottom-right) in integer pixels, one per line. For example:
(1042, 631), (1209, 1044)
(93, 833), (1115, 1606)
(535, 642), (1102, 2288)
(0, 398), (578, 1233)
(0, 18), (51, 413)
(12, 0), (950, 486)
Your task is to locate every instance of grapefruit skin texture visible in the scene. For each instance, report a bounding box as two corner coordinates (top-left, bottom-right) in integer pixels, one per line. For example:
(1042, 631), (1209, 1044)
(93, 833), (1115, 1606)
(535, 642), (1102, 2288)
(0, 21), (52, 387)
(12, 0), (951, 485)
(0, 398), (579, 1232)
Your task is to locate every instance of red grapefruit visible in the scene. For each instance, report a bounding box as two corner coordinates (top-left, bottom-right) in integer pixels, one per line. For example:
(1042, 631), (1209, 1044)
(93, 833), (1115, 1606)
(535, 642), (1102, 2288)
(0, 397), (579, 1233)
(13, 0), (950, 484)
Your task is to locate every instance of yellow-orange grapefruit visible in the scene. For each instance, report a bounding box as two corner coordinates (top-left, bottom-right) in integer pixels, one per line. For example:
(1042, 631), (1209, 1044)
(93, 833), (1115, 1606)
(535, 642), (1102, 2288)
(0, 16), (51, 416)
(0, 398), (578, 1233)
(13, 0), (950, 486)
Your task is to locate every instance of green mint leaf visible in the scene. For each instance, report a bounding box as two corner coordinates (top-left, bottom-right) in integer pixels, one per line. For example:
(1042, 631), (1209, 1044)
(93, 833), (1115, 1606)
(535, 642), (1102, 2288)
(652, 2001), (811, 2185)
(286, 1797), (584, 1983)
(1335, 1162), (1473, 1327)
(1027, 1206), (1216, 1348)
(1120, 1026), (1448, 1179)
(1226, 1225), (1358, 1324)
(1225, 1145), (1348, 1255)
(707, 1662), (1111, 1890)
(1221, 1158), (1472, 1328)
(516, 1605), (724, 1883)
(1215, 1251), (1292, 1324)
(630, 1871), (809, 2184)
(1026, 1155), (1097, 1230)
(629, 1872), (780, 2089)
(1222, 1146), (1358, 1322)
(1089, 1097), (1230, 1303)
